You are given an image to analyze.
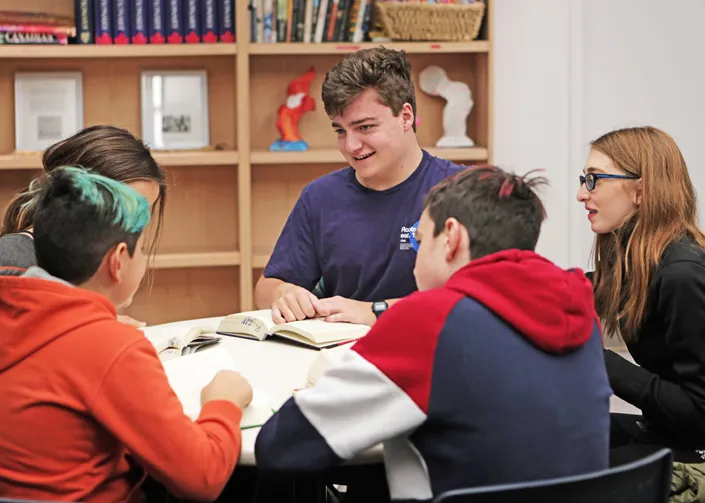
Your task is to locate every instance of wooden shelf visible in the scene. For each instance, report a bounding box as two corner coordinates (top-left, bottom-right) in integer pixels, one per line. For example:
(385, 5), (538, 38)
(250, 147), (488, 165)
(0, 151), (238, 170)
(249, 41), (490, 55)
(152, 150), (239, 167)
(0, 1), (494, 323)
(0, 43), (237, 59)
(152, 251), (241, 269)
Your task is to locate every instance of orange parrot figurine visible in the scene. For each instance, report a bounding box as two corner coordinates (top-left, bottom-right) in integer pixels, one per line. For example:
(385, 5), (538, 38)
(269, 67), (317, 151)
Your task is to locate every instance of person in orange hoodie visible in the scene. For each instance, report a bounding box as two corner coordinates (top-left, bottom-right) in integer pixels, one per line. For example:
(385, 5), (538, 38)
(0, 166), (252, 502)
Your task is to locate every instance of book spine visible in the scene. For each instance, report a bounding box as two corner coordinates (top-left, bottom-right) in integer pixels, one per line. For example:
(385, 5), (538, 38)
(218, 0), (234, 42)
(75, 0), (94, 44)
(131, 0), (148, 43)
(184, 0), (201, 43)
(113, 0), (131, 44)
(201, 0), (217, 42)
(165, 0), (184, 43)
(0, 24), (74, 35)
(95, 0), (114, 44)
(148, 0), (166, 43)
(276, 0), (287, 42)
(262, 0), (274, 43)
(0, 30), (68, 44)
(248, 0), (256, 42)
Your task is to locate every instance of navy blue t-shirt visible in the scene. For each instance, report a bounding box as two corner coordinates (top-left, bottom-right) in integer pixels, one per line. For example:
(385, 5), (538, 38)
(263, 150), (467, 302)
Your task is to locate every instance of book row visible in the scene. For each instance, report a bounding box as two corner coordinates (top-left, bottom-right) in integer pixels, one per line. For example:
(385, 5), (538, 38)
(249, 0), (372, 43)
(75, 0), (235, 45)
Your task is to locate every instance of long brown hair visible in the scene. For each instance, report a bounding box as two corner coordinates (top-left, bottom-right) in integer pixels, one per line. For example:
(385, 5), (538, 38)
(1, 125), (167, 259)
(591, 126), (705, 342)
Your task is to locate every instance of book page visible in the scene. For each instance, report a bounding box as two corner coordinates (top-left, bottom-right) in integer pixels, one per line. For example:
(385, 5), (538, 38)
(306, 341), (355, 387)
(141, 326), (192, 354)
(161, 347), (273, 429)
(217, 309), (275, 340)
(141, 325), (216, 354)
(272, 319), (370, 344)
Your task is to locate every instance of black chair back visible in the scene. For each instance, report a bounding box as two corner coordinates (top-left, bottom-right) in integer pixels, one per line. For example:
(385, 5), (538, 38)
(433, 448), (672, 503)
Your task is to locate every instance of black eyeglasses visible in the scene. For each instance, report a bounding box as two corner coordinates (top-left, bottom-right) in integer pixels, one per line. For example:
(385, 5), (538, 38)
(579, 173), (639, 191)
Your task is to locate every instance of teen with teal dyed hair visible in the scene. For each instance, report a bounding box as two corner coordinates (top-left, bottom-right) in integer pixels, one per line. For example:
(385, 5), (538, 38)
(0, 166), (253, 502)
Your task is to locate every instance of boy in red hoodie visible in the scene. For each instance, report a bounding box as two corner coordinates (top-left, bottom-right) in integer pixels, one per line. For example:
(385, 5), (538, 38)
(255, 166), (612, 502)
(0, 166), (252, 502)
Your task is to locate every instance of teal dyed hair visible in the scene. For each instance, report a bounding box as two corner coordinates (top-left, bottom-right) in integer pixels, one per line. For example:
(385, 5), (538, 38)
(58, 166), (151, 234)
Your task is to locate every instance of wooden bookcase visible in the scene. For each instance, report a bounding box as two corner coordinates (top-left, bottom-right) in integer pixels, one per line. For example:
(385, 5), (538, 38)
(0, 0), (494, 325)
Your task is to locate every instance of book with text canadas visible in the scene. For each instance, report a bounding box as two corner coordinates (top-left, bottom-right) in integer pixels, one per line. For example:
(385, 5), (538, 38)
(216, 309), (370, 350)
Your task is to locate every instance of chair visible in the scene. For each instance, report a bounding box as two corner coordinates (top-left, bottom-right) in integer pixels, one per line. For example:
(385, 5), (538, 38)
(433, 448), (672, 503)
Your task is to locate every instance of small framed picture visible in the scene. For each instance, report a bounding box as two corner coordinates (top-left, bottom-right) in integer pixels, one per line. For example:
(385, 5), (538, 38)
(14, 72), (83, 152)
(140, 70), (210, 150)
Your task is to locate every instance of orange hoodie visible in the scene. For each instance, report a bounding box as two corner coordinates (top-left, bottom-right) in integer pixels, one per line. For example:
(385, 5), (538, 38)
(0, 268), (243, 502)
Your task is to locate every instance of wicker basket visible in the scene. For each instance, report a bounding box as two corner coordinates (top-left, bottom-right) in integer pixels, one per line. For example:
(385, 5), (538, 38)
(375, 2), (486, 42)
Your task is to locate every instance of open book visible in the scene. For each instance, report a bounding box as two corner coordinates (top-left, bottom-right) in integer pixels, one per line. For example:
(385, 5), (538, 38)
(216, 309), (370, 350)
(161, 347), (275, 430)
(142, 324), (222, 361)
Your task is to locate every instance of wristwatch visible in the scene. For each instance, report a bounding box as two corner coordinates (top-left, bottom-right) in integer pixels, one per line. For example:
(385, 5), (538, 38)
(372, 300), (389, 318)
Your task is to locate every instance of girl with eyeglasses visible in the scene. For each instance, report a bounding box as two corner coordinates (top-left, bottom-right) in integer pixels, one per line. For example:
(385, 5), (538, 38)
(577, 126), (705, 464)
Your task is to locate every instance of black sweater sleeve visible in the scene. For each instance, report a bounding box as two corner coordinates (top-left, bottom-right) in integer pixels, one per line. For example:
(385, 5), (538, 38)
(605, 260), (705, 433)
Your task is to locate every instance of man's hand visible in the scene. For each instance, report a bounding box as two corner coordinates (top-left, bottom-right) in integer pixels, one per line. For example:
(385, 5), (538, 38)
(117, 314), (146, 328)
(318, 296), (376, 326)
(272, 284), (330, 324)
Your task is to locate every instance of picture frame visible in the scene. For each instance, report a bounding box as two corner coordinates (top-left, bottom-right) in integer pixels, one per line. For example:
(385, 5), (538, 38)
(140, 70), (210, 150)
(14, 72), (83, 152)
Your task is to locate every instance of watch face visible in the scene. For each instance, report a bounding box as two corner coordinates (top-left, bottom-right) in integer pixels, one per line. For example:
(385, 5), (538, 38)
(373, 301), (387, 313)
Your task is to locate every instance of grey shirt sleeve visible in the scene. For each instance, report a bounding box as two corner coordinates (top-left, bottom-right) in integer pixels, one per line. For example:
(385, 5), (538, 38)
(0, 233), (37, 269)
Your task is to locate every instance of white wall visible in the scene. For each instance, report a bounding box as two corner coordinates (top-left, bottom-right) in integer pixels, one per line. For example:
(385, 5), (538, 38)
(493, 0), (705, 270)
(492, 0), (573, 268)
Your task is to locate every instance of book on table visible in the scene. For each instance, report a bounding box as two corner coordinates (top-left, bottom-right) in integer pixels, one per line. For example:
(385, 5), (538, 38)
(160, 347), (275, 430)
(141, 324), (222, 361)
(215, 309), (370, 350)
(305, 341), (356, 388)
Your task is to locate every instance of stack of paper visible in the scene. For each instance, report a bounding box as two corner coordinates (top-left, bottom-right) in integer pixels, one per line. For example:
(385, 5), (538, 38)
(161, 347), (274, 429)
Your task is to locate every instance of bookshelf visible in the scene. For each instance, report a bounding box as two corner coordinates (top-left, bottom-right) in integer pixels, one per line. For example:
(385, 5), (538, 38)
(0, 0), (494, 325)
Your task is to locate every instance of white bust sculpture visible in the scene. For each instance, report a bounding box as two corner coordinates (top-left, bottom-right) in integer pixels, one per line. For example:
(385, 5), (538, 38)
(419, 65), (475, 148)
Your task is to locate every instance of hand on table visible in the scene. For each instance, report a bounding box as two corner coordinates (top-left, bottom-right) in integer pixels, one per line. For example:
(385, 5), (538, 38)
(117, 314), (146, 328)
(272, 284), (330, 324)
(201, 370), (253, 410)
(318, 296), (376, 327)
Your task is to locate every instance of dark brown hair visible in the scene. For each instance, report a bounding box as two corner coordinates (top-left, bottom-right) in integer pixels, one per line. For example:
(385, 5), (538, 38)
(424, 165), (548, 260)
(321, 47), (417, 131)
(589, 126), (705, 342)
(1, 125), (167, 259)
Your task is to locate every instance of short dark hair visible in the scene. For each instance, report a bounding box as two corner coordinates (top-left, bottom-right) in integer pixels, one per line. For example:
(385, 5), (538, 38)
(33, 166), (151, 285)
(321, 47), (417, 132)
(424, 166), (548, 259)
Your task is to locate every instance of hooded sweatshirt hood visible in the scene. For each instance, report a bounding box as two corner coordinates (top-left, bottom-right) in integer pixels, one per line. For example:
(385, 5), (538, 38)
(444, 249), (597, 353)
(0, 266), (116, 372)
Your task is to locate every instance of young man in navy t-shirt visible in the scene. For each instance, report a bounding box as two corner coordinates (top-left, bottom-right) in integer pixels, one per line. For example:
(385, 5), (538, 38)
(254, 47), (466, 326)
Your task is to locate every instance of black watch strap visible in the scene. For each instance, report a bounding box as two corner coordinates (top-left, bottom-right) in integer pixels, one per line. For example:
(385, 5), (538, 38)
(372, 300), (389, 318)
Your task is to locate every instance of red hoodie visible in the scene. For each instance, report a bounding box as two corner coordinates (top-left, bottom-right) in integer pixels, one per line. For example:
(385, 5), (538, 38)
(0, 270), (243, 502)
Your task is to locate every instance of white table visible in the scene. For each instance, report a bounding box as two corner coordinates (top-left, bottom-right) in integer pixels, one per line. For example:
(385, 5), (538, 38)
(145, 316), (383, 466)
(145, 317), (641, 466)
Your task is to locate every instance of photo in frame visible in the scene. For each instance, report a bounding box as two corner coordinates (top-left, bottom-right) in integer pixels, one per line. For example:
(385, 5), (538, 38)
(140, 70), (210, 150)
(14, 72), (83, 152)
